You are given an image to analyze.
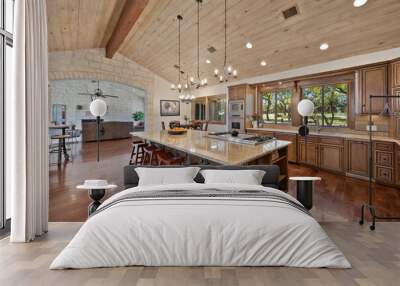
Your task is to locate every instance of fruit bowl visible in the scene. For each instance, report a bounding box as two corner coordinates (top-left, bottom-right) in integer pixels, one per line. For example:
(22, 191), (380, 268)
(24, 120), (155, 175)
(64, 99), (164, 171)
(168, 128), (187, 135)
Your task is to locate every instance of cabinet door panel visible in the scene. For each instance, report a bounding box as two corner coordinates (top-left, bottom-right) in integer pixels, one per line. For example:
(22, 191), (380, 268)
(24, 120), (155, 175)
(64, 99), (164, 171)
(361, 65), (387, 114)
(392, 61), (400, 89)
(275, 133), (297, 163)
(375, 166), (393, 183)
(347, 140), (369, 177)
(397, 146), (400, 185)
(299, 141), (318, 166)
(375, 151), (393, 167)
(319, 144), (344, 172)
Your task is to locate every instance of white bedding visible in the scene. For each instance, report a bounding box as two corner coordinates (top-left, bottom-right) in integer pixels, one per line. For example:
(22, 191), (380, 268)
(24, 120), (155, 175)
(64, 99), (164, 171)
(50, 183), (351, 269)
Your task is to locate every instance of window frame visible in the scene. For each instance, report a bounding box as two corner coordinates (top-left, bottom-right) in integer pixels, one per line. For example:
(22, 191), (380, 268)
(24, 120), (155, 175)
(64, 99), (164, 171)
(207, 94), (226, 125)
(300, 81), (352, 128)
(261, 87), (294, 125)
(1, 0), (14, 230)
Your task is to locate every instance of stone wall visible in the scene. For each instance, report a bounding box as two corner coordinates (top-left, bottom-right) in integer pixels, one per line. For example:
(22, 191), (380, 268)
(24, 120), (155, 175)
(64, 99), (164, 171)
(48, 48), (189, 131)
(50, 79), (146, 129)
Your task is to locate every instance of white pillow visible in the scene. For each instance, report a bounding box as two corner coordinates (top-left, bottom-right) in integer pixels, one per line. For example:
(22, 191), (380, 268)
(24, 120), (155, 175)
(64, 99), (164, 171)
(136, 167), (201, 186)
(200, 169), (266, 185)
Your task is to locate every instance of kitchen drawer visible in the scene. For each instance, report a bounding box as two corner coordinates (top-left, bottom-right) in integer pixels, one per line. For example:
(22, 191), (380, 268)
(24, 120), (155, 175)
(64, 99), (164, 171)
(375, 151), (393, 167)
(375, 166), (393, 183)
(319, 136), (344, 146)
(374, 141), (394, 152)
(298, 136), (319, 144)
(246, 129), (274, 136)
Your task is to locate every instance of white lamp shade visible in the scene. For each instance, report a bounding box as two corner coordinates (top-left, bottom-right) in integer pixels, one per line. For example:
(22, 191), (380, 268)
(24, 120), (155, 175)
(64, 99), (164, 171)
(90, 99), (107, 117)
(297, 99), (315, 117)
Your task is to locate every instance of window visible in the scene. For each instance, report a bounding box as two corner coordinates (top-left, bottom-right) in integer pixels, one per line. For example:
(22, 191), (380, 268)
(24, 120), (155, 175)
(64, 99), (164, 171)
(208, 95), (226, 124)
(194, 102), (206, 120)
(1, 0), (14, 229)
(302, 83), (348, 127)
(262, 88), (292, 124)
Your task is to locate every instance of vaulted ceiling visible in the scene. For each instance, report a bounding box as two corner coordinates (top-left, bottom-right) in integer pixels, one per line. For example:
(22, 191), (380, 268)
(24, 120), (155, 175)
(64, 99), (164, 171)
(47, 0), (400, 83)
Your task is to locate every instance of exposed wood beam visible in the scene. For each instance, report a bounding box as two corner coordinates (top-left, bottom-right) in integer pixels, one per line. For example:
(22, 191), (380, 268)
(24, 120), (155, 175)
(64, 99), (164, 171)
(105, 0), (149, 59)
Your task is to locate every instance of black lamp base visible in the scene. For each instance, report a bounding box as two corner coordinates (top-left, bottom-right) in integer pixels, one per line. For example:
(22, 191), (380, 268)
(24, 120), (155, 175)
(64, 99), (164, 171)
(88, 189), (106, 216)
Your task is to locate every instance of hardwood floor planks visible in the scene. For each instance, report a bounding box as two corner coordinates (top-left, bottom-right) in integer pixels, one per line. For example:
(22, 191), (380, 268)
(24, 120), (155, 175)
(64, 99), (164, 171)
(49, 139), (400, 223)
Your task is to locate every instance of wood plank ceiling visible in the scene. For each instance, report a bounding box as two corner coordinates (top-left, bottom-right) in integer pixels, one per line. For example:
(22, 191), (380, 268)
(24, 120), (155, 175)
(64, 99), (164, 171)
(47, 0), (400, 84)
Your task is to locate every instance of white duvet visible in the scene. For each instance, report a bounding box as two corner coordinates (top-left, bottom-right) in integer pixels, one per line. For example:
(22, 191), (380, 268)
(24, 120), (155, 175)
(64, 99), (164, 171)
(50, 183), (351, 269)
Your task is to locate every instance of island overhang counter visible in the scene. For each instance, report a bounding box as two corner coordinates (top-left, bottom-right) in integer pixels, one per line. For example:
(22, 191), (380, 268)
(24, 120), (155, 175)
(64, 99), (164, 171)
(131, 130), (291, 189)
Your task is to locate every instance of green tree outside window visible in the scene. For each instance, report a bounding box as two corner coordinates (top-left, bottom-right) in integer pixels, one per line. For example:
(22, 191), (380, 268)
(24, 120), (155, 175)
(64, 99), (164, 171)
(302, 83), (348, 127)
(262, 89), (292, 124)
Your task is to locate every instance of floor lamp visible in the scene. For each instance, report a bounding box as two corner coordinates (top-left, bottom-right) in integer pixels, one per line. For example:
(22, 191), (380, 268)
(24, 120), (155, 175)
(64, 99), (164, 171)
(89, 99), (107, 162)
(359, 94), (400, 230)
(297, 99), (315, 163)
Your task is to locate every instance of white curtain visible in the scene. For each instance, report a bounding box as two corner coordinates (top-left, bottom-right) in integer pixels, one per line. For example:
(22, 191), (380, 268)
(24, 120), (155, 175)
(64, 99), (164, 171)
(9, 0), (49, 242)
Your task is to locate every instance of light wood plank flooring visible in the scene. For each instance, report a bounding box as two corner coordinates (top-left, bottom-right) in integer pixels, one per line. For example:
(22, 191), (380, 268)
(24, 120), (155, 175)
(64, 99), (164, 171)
(1, 222), (399, 286)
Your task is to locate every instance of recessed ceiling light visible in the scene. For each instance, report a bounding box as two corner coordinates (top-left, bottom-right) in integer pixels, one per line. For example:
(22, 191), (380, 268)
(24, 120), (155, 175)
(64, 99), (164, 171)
(353, 0), (368, 7)
(320, 43), (329, 51)
(260, 60), (267, 66)
(246, 42), (253, 49)
(205, 59), (211, 64)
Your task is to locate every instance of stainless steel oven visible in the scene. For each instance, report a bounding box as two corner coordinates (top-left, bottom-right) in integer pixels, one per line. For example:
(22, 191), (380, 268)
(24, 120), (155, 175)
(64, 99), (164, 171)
(229, 100), (244, 116)
(228, 100), (245, 132)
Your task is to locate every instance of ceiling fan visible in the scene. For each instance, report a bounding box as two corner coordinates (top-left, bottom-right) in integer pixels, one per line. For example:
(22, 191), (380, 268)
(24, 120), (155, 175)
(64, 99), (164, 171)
(78, 80), (119, 100)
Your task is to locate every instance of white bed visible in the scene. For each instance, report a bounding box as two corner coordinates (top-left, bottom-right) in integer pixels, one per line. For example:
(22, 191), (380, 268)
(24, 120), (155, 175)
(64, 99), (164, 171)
(50, 183), (351, 269)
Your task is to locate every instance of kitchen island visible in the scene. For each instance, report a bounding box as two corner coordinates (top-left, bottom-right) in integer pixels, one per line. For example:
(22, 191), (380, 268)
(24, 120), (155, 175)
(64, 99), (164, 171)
(131, 130), (291, 189)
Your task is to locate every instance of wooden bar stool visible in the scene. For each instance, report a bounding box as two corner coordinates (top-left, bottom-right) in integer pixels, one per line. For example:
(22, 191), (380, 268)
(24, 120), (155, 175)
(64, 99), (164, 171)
(143, 145), (161, 165)
(157, 151), (186, 165)
(129, 138), (146, 165)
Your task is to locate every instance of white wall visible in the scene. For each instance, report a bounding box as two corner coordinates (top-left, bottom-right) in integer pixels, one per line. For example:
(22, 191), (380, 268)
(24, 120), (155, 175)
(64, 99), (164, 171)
(153, 75), (191, 131)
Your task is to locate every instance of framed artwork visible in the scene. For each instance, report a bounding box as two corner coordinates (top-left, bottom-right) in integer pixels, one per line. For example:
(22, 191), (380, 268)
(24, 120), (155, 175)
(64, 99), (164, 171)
(160, 100), (180, 116)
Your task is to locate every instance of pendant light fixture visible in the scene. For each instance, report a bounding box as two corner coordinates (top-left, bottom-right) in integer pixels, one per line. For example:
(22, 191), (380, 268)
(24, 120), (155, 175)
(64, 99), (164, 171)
(179, 75), (196, 102)
(189, 0), (208, 89)
(214, 0), (238, 83)
(170, 15), (183, 92)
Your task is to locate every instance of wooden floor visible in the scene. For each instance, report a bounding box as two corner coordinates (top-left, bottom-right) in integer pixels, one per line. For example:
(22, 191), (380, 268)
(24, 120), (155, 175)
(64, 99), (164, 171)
(1, 222), (400, 286)
(49, 139), (400, 222)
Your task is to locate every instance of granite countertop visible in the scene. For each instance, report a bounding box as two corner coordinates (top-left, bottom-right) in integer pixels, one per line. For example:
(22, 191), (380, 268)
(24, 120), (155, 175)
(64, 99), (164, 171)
(246, 127), (400, 146)
(131, 130), (291, 165)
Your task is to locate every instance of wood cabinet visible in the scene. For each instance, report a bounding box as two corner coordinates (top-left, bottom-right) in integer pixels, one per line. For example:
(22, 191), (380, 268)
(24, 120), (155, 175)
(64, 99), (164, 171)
(391, 61), (400, 89)
(360, 64), (388, 114)
(318, 137), (344, 172)
(397, 145), (400, 185)
(245, 128), (400, 187)
(275, 133), (297, 163)
(298, 136), (318, 166)
(374, 141), (395, 184)
(390, 61), (400, 112)
(228, 85), (247, 101)
(347, 140), (369, 177)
